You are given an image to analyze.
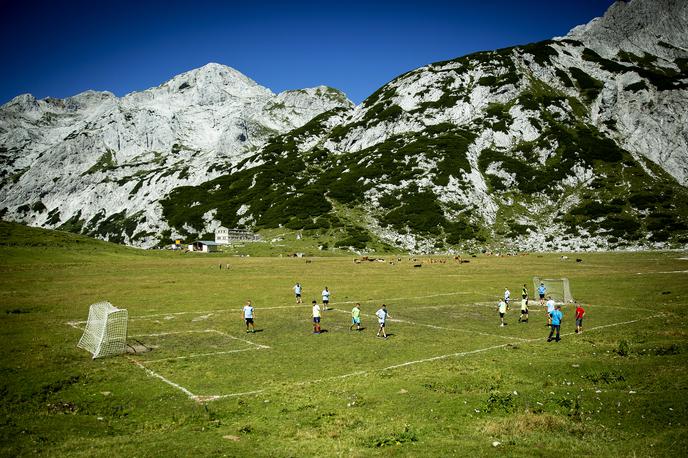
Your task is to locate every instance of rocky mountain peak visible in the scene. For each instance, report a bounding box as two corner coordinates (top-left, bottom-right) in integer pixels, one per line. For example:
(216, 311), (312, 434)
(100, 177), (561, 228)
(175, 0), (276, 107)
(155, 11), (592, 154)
(562, 0), (688, 59)
(2, 93), (39, 112)
(150, 62), (273, 103)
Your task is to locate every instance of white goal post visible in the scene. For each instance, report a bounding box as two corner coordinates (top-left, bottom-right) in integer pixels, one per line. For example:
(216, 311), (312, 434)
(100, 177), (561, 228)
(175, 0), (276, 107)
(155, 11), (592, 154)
(533, 277), (574, 303)
(77, 302), (129, 358)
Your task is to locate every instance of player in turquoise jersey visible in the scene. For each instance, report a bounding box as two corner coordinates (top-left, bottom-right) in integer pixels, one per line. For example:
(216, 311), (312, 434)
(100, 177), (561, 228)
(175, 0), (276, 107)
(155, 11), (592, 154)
(547, 305), (562, 342)
(538, 282), (546, 306)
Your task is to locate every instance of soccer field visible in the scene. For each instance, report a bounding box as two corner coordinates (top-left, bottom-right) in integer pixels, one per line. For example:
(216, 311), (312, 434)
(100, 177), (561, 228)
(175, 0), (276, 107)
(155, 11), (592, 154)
(1, 228), (687, 456)
(88, 280), (653, 402)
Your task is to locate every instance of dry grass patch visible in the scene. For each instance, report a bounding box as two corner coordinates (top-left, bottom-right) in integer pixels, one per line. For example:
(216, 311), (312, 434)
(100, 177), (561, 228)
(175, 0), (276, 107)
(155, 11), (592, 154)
(481, 411), (578, 436)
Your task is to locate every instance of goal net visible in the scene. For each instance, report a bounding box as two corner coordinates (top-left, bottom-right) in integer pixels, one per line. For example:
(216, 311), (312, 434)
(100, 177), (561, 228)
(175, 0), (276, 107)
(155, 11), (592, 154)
(77, 302), (128, 358)
(533, 277), (574, 303)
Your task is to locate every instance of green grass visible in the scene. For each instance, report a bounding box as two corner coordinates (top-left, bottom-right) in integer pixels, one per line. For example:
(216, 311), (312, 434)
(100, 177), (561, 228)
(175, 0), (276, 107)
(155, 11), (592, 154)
(1, 222), (687, 456)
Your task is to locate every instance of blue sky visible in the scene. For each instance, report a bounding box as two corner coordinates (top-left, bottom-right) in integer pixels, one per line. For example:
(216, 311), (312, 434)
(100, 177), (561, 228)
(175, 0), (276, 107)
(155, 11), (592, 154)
(0, 0), (613, 105)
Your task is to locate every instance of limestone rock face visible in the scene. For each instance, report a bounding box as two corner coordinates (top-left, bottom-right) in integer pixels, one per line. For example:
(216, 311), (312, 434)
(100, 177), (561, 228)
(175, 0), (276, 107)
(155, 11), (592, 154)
(0, 63), (353, 246)
(562, 0), (688, 185)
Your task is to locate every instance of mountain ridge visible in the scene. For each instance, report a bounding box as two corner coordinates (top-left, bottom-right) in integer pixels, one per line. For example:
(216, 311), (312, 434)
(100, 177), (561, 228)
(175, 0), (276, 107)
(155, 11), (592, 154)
(1, 0), (687, 252)
(0, 63), (354, 246)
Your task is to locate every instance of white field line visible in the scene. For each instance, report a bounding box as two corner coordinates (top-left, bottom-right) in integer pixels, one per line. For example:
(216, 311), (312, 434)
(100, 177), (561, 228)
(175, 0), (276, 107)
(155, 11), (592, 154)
(208, 329), (270, 349)
(636, 270), (688, 275)
(461, 288), (658, 314)
(203, 313), (664, 402)
(127, 357), (197, 399)
(582, 302), (655, 313)
(195, 389), (266, 402)
(100, 291), (475, 323)
(410, 301), (655, 314)
(329, 307), (528, 341)
(126, 330), (271, 399)
(128, 329), (269, 349)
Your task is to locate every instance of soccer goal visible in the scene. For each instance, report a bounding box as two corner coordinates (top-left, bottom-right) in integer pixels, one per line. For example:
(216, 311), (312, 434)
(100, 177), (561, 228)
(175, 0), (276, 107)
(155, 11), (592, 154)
(533, 277), (574, 303)
(77, 302), (129, 358)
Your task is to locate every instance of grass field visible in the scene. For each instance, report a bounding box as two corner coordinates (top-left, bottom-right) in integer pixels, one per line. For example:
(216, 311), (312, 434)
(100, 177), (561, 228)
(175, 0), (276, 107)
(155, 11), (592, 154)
(1, 222), (687, 456)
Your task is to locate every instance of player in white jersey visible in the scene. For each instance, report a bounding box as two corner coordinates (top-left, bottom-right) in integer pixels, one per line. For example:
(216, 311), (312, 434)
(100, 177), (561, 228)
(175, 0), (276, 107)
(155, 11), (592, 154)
(293, 283), (302, 304)
(321, 287), (331, 310)
(498, 299), (508, 327)
(545, 296), (556, 327)
(375, 304), (391, 338)
(312, 300), (322, 334)
(242, 300), (255, 333)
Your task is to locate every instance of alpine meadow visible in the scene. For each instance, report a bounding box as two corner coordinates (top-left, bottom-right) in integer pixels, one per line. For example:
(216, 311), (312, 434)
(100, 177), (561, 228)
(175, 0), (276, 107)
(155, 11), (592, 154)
(1, 221), (687, 456)
(1, 0), (688, 456)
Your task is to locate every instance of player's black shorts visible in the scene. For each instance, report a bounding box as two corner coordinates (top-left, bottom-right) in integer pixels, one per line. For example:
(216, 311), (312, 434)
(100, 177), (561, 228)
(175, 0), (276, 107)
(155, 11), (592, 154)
(539, 294), (545, 299)
(245, 318), (254, 324)
(313, 317), (321, 323)
(295, 293), (301, 298)
(499, 312), (505, 318)
(521, 309), (528, 314)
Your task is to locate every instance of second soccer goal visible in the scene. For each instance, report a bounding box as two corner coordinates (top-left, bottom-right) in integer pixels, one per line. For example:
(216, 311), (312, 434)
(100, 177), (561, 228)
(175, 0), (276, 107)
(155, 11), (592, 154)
(533, 277), (574, 303)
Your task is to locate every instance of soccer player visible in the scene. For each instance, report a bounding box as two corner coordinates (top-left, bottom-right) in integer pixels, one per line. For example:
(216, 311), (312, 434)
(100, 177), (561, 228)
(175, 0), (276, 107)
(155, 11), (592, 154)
(242, 300), (255, 333)
(350, 303), (362, 331)
(312, 300), (321, 334)
(547, 304), (563, 342)
(322, 287), (331, 310)
(575, 302), (586, 334)
(545, 296), (556, 327)
(521, 284), (528, 300)
(375, 304), (391, 338)
(518, 298), (529, 323)
(538, 282), (546, 306)
(498, 299), (508, 327)
(504, 287), (511, 306)
(293, 283), (302, 304)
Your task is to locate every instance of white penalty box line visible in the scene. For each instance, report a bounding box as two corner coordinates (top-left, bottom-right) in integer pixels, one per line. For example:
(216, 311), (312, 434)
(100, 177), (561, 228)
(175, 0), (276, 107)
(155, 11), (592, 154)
(129, 329), (270, 364)
(125, 328), (270, 401)
(129, 329), (270, 350)
(65, 324), (270, 402)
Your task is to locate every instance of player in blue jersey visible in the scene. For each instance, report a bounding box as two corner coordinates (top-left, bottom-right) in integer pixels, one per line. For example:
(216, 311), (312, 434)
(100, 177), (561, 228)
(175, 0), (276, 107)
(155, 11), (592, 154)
(538, 282), (546, 306)
(547, 305), (562, 342)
